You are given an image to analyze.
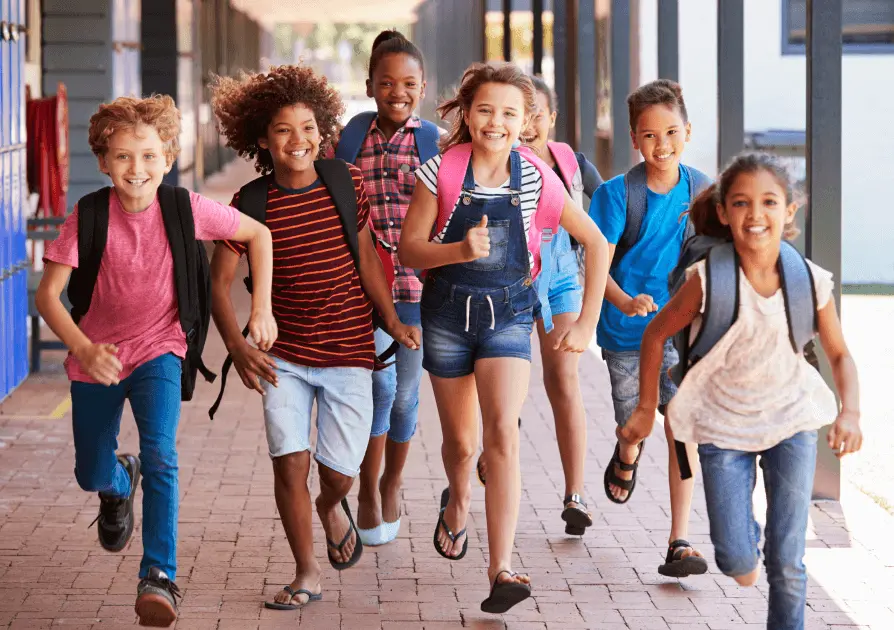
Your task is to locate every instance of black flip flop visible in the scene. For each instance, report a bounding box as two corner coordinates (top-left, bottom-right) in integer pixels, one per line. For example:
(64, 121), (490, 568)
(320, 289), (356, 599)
(264, 585), (323, 610)
(480, 570), (532, 614)
(326, 498), (363, 571)
(657, 539), (709, 578)
(433, 487), (468, 561)
(603, 439), (645, 505)
(560, 493), (593, 536)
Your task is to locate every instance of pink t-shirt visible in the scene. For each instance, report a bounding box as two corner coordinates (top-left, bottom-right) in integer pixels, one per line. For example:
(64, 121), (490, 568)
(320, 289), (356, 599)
(44, 189), (241, 383)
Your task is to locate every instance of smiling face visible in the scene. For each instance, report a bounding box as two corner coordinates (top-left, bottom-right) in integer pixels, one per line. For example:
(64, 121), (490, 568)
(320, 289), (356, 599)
(463, 81), (529, 155)
(97, 123), (172, 212)
(631, 103), (691, 174)
(368, 52), (425, 127)
(717, 168), (797, 253)
(258, 104), (321, 175)
(524, 90), (556, 151)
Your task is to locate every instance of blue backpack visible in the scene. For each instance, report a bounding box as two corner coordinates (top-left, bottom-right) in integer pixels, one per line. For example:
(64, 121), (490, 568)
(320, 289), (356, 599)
(611, 162), (713, 269)
(334, 111), (441, 165)
(666, 237), (818, 479)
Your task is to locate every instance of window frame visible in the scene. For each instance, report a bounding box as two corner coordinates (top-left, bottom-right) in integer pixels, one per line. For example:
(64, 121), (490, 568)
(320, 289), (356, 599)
(781, 0), (894, 55)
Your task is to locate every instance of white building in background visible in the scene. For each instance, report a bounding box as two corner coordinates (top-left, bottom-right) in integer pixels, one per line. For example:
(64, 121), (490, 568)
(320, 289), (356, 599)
(638, 0), (894, 286)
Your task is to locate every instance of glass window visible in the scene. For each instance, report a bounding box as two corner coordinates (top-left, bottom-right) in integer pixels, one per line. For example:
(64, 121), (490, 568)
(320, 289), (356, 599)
(784, 0), (894, 53)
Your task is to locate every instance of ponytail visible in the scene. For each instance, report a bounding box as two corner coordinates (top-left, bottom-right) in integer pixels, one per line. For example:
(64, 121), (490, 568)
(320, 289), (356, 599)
(686, 184), (731, 240)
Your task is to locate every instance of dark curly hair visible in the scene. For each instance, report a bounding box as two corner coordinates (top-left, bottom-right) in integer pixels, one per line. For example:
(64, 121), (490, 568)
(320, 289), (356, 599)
(211, 65), (345, 174)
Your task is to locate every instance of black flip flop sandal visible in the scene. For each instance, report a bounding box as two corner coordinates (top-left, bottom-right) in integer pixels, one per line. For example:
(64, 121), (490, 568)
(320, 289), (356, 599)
(657, 539), (709, 578)
(264, 585), (323, 610)
(560, 493), (593, 536)
(603, 439), (645, 505)
(480, 570), (532, 614)
(326, 498), (364, 571)
(433, 487), (468, 561)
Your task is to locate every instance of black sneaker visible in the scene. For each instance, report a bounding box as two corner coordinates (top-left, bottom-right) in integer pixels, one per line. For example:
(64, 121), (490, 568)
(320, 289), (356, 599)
(91, 453), (140, 552)
(135, 567), (181, 627)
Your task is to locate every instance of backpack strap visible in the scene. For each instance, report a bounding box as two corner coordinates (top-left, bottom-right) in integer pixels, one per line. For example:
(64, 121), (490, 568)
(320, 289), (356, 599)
(315, 159), (361, 267)
(236, 176), (271, 294)
(547, 141), (581, 193)
(778, 241), (818, 353)
(414, 119), (441, 163)
(316, 158), (401, 366)
(158, 184), (197, 334)
(683, 165), (713, 202)
(516, 145), (565, 278)
(688, 242), (740, 362)
(615, 162), (648, 267)
(68, 188), (111, 325)
(334, 112), (378, 164)
(435, 143), (473, 236)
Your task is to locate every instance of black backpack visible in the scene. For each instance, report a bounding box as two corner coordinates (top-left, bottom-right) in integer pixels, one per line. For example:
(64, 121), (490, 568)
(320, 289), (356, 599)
(207, 159), (399, 420)
(67, 185), (217, 401)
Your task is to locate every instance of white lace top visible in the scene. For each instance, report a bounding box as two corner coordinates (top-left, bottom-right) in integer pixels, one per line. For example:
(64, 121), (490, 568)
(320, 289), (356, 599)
(667, 258), (838, 452)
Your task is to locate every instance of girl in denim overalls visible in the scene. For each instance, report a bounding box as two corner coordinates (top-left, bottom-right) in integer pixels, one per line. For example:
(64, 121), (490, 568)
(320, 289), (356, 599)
(476, 75), (605, 537)
(400, 62), (609, 614)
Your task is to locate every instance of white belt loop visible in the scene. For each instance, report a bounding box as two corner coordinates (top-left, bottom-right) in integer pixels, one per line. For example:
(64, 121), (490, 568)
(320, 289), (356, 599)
(485, 295), (495, 330)
(465, 295), (472, 332)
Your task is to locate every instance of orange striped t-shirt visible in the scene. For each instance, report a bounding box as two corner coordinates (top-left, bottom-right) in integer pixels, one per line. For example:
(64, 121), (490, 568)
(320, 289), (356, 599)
(226, 165), (375, 370)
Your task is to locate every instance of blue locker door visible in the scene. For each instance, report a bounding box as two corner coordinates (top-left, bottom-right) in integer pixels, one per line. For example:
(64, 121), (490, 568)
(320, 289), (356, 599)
(1, 153), (7, 398)
(0, 16), (5, 399)
(9, 0), (19, 388)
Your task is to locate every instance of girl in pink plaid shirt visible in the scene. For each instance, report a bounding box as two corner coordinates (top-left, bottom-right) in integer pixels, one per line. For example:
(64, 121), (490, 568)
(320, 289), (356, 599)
(335, 30), (442, 547)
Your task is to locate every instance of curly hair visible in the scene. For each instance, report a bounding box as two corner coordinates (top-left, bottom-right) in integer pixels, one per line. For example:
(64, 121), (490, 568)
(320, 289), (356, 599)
(211, 65), (344, 175)
(88, 95), (181, 161)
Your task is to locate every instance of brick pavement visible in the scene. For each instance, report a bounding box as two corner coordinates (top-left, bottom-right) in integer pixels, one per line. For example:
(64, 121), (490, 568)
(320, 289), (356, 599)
(1, 160), (892, 629)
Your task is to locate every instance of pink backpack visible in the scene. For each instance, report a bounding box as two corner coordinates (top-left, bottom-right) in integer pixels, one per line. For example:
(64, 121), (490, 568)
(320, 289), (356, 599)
(547, 141), (581, 194)
(435, 142), (566, 280)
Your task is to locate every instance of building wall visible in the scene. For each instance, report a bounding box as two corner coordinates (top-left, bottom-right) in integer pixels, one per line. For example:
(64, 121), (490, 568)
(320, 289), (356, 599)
(638, 0), (894, 285)
(41, 0), (115, 205)
(413, 0), (486, 125)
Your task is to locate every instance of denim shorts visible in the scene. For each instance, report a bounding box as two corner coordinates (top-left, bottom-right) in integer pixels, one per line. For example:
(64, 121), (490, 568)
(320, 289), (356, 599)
(261, 356), (373, 477)
(421, 275), (536, 379)
(601, 341), (679, 426)
(535, 249), (582, 320)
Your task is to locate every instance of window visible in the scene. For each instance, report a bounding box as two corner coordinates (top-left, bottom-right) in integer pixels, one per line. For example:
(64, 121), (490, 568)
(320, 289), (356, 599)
(783, 0), (894, 54)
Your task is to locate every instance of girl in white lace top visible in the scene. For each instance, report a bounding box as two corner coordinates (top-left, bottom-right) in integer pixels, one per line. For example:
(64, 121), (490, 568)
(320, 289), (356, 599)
(619, 152), (862, 630)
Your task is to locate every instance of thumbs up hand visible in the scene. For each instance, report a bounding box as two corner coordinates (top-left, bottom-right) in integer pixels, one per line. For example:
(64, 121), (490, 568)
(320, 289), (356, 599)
(462, 215), (491, 261)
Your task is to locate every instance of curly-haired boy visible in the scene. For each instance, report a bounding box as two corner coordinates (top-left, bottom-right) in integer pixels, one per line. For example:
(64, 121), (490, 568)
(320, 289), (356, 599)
(210, 66), (420, 611)
(36, 94), (276, 626)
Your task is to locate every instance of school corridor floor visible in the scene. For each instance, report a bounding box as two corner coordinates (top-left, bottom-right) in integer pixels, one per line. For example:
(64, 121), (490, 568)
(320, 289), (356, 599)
(1, 161), (893, 629)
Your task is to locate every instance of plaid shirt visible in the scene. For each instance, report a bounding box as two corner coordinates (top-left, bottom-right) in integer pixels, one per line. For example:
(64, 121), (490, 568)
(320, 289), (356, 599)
(353, 115), (424, 303)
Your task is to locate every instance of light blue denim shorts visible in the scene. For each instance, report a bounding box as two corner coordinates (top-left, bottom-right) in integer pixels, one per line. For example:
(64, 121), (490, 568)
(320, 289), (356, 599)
(261, 356), (373, 477)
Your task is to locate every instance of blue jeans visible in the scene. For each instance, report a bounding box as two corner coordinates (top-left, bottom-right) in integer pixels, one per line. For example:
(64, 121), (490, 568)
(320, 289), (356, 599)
(699, 430), (818, 630)
(372, 301), (423, 443)
(70, 353), (181, 581)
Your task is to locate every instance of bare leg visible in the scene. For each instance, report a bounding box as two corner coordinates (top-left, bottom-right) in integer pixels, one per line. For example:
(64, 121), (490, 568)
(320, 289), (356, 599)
(430, 373), (479, 557)
(537, 313), (587, 509)
(475, 357), (532, 588)
(271, 452), (321, 605)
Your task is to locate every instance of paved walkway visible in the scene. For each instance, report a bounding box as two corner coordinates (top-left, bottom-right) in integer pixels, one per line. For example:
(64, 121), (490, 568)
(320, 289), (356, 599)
(1, 161), (892, 629)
